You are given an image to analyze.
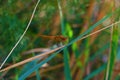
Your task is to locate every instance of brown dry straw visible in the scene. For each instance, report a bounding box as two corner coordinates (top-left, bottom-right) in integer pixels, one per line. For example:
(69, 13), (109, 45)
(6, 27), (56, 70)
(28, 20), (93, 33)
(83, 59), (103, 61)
(0, 46), (64, 72)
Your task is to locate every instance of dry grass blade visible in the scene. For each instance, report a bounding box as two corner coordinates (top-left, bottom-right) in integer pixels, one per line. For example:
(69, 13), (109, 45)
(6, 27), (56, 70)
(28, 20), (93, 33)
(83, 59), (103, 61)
(0, 46), (64, 72)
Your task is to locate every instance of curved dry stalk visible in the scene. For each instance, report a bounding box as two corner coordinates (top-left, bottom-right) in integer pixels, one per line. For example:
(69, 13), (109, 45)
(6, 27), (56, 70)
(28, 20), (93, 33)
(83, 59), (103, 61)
(0, 0), (41, 69)
(0, 46), (64, 72)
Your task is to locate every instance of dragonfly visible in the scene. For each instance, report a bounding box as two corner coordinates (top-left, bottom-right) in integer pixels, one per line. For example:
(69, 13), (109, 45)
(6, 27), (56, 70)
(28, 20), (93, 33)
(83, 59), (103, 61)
(38, 35), (68, 46)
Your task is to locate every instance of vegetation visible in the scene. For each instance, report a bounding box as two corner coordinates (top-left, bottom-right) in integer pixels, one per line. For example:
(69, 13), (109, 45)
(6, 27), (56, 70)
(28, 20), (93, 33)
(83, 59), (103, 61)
(0, 0), (120, 80)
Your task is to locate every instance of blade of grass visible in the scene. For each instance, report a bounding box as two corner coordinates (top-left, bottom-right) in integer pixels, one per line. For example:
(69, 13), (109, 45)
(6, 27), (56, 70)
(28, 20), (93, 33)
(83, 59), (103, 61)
(31, 53), (41, 80)
(57, 0), (64, 34)
(63, 48), (72, 80)
(105, 5), (120, 79)
(19, 60), (38, 77)
(105, 24), (119, 80)
(57, 0), (72, 80)
(35, 60), (41, 80)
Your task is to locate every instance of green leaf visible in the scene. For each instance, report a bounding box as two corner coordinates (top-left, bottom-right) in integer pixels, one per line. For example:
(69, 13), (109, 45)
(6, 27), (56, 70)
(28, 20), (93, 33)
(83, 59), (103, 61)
(19, 60), (41, 80)
(105, 26), (119, 80)
(63, 48), (72, 80)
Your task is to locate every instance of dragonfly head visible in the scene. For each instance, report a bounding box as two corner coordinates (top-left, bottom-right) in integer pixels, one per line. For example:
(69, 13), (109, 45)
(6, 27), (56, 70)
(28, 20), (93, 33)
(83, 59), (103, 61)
(59, 35), (68, 42)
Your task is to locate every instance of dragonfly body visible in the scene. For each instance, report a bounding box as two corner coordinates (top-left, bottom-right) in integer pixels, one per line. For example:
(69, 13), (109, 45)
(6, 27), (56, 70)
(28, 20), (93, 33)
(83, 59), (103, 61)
(38, 35), (67, 46)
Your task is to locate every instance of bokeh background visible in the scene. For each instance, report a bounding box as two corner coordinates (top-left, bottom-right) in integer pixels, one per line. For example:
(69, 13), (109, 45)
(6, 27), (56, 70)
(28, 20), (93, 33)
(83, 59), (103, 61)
(0, 0), (120, 80)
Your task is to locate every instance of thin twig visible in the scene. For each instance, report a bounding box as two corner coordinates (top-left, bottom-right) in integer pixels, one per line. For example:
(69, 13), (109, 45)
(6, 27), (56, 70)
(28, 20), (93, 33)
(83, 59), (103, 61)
(0, 0), (41, 69)
(78, 20), (120, 41)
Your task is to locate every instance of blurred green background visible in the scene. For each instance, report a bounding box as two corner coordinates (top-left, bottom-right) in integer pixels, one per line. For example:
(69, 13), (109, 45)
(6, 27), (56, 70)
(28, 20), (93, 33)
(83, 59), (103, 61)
(0, 0), (120, 80)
